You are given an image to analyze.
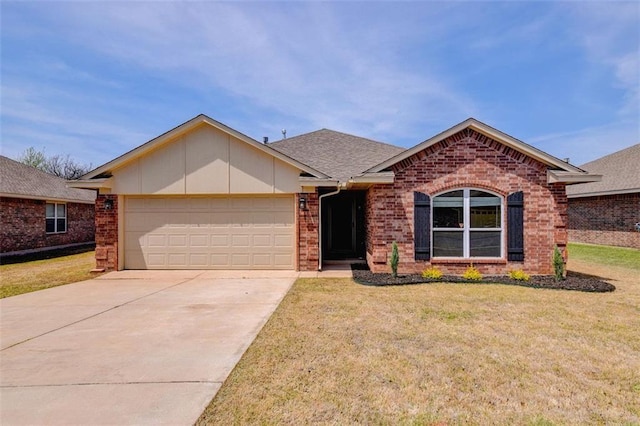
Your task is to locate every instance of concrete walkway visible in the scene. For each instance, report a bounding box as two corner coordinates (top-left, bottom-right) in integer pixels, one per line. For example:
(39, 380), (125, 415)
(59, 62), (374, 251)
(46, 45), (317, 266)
(0, 271), (298, 425)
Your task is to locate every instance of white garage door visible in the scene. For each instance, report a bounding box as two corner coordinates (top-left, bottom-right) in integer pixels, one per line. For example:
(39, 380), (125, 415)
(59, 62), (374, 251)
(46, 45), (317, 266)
(124, 196), (295, 269)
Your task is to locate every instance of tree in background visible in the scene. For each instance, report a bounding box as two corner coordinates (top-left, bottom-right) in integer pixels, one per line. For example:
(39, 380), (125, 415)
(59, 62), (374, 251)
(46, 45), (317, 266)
(18, 147), (92, 180)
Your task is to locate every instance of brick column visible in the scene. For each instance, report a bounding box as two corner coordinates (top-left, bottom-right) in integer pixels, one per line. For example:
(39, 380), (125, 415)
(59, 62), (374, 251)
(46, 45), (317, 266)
(296, 191), (319, 271)
(95, 194), (118, 271)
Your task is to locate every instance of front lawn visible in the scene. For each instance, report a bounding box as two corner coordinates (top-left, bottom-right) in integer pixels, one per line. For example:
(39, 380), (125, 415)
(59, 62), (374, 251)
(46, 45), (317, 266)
(0, 251), (99, 298)
(198, 247), (640, 424)
(568, 242), (640, 271)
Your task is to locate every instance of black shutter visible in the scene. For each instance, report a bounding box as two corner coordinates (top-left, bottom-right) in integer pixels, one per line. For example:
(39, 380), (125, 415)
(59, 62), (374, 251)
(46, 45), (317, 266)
(414, 192), (431, 260)
(507, 191), (524, 261)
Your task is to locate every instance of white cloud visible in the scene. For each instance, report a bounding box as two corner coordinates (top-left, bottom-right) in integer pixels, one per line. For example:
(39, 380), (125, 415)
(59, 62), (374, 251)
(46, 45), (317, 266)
(35, 2), (476, 144)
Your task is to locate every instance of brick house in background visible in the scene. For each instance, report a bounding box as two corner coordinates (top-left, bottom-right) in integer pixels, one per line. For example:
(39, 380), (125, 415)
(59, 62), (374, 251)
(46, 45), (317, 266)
(0, 155), (96, 255)
(567, 144), (640, 249)
(70, 115), (600, 275)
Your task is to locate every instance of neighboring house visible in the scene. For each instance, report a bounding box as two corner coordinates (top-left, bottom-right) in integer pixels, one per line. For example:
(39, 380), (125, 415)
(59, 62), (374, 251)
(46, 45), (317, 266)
(567, 144), (640, 249)
(70, 114), (599, 274)
(0, 155), (96, 255)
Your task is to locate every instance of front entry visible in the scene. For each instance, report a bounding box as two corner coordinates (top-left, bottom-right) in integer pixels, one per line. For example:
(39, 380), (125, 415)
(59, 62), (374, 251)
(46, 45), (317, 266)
(321, 191), (366, 260)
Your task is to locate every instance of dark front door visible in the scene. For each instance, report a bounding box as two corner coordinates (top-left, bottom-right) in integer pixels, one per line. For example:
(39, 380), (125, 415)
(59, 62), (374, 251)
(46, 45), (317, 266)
(323, 191), (365, 260)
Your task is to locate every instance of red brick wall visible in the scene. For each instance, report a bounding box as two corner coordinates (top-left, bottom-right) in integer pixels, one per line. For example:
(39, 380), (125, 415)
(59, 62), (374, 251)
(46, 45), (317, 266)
(568, 193), (640, 249)
(1, 197), (95, 253)
(95, 194), (118, 271)
(365, 129), (568, 276)
(296, 191), (319, 271)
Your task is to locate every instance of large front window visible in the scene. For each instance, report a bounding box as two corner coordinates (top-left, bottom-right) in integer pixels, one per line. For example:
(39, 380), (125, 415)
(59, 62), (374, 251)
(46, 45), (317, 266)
(432, 189), (502, 257)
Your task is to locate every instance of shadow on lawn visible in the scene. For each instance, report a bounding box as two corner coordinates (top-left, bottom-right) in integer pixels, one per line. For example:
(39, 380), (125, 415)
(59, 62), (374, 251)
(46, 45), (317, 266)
(0, 243), (95, 265)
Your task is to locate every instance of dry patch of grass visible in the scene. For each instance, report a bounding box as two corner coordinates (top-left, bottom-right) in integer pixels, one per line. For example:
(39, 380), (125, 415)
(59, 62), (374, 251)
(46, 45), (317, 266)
(0, 251), (99, 298)
(199, 273), (639, 424)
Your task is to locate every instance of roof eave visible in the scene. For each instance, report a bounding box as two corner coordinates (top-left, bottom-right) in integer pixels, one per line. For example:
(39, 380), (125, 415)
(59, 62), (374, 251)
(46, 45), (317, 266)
(348, 171), (395, 185)
(299, 177), (340, 187)
(567, 187), (640, 198)
(0, 192), (95, 204)
(67, 178), (113, 190)
(547, 171), (602, 184)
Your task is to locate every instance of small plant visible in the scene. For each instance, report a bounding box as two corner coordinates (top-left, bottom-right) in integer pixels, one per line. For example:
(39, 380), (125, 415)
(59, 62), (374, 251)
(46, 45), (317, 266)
(389, 241), (399, 278)
(509, 269), (530, 281)
(553, 245), (565, 281)
(421, 266), (443, 280)
(462, 264), (482, 281)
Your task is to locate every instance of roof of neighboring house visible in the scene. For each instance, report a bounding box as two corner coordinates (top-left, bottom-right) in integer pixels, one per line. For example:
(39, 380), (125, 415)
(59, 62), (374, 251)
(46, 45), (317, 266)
(0, 155), (96, 203)
(269, 129), (405, 182)
(566, 143), (640, 198)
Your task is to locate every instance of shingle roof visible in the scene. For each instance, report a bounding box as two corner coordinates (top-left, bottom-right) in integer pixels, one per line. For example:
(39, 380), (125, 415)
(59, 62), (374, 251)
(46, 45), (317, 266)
(269, 129), (405, 182)
(566, 144), (640, 197)
(0, 155), (96, 203)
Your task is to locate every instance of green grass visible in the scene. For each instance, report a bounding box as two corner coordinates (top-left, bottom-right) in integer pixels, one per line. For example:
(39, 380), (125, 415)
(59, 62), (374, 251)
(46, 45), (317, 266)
(569, 242), (640, 271)
(0, 251), (99, 298)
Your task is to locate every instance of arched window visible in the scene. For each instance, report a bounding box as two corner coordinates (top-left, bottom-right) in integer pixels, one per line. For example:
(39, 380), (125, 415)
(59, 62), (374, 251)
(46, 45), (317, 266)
(432, 189), (502, 258)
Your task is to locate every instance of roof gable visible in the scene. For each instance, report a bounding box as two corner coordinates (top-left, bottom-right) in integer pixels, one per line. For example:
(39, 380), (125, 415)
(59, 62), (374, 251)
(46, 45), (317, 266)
(269, 129), (405, 182)
(566, 143), (640, 197)
(82, 114), (328, 180)
(0, 156), (95, 203)
(367, 118), (588, 175)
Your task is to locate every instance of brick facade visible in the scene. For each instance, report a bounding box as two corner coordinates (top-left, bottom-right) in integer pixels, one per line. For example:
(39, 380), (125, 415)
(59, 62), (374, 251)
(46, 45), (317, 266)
(296, 191), (319, 271)
(0, 196), (95, 253)
(568, 193), (640, 249)
(364, 129), (567, 276)
(95, 194), (118, 271)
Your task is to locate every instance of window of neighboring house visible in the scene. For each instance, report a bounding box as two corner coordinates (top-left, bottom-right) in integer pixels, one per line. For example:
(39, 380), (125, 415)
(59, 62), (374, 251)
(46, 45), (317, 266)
(432, 189), (502, 258)
(46, 202), (67, 233)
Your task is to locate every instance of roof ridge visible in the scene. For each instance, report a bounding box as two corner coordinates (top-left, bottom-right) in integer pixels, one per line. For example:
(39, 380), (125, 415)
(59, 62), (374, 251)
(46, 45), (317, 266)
(270, 128), (404, 150)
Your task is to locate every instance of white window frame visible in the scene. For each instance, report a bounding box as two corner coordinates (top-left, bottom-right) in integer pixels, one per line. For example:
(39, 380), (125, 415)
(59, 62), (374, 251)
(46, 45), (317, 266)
(46, 202), (67, 234)
(431, 188), (504, 258)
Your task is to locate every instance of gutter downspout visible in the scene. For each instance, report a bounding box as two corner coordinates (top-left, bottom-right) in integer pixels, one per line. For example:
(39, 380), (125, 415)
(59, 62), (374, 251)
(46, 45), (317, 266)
(318, 185), (342, 271)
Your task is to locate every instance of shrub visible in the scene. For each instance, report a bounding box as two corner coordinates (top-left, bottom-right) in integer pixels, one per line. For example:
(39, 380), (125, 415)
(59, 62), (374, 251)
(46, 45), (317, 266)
(421, 266), (443, 280)
(553, 245), (565, 281)
(389, 241), (399, 278)
(462, 264), (482, 281)
(509, 269), (530, 281)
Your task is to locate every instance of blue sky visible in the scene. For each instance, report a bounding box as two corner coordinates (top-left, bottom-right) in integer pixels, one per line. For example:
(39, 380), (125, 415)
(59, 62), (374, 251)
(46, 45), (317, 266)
(1, 1), (638, 169)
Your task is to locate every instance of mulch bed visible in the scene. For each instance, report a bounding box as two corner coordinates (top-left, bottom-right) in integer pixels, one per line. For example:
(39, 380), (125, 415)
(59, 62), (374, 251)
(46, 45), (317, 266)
(351, 264), (615, 293)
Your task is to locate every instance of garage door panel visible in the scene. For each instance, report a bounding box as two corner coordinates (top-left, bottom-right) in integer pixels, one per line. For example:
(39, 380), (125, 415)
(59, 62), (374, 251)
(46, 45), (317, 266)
(231, 253), (250, 267)
(252, 234), (272, 247)
(210, 254), (230, 267)
(168, 234), (187, 247)
(124, 196), (294, 269)
(274, 254), (294, 267)
(232, 235), (250, 247)
(147, 234), (167, 247)
(210, 235), (229, 247)
(189, 235), (209, 247)
(189, 253), (209, 267)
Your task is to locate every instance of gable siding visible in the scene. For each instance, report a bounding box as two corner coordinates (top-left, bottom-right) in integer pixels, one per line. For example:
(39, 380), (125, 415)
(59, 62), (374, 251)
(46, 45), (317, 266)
(111, 125), (301, 195)
(365, 131), (567, 275)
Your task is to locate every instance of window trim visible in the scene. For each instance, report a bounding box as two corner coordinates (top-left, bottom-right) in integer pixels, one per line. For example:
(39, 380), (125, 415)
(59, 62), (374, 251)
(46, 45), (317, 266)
(431, 188), (504, 259)
(46, 202), (67, 234)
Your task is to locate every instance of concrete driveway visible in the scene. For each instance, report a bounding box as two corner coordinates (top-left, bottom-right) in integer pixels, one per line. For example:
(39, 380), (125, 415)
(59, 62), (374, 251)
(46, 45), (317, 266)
(0, 270), (296, 425)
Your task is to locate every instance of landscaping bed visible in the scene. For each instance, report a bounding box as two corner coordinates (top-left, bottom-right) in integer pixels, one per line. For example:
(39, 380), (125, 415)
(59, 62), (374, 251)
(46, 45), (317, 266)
(352, 264), (615, 292)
